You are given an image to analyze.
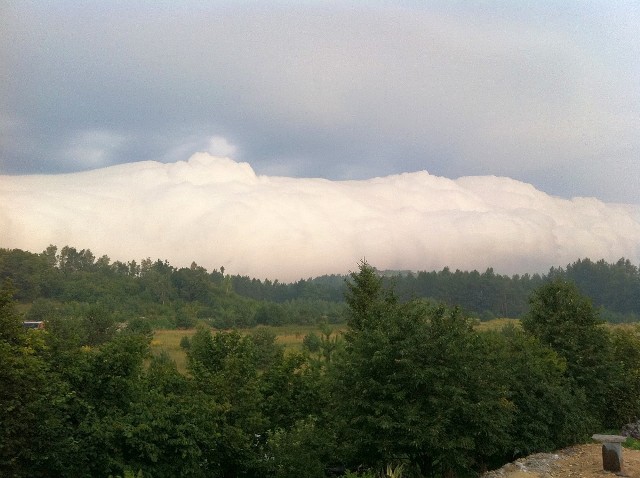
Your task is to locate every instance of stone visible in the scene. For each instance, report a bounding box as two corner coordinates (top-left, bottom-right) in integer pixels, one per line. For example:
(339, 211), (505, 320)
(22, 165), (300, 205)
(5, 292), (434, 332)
(622, 419), (640, 439)
(602, 442), (622, 472)
(592, 434), (626, 473)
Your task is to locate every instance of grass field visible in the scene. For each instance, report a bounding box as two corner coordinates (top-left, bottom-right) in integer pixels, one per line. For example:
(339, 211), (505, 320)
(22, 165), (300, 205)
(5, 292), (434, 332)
(150, 318), (521, 373)
(150, 328), (198, 372)
(150, 324), (346, 372)
(152, 318), (640, 373)
(474, 317), (521, 331)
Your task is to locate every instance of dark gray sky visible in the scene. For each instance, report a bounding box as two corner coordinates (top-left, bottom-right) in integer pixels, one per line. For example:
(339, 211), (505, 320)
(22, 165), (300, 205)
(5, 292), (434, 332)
(2, 1), (639, 204)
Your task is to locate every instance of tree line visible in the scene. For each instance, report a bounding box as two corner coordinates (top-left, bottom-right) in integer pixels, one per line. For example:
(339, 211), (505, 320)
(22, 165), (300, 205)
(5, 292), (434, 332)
(0, 246), (346, 329)
(2, 262), (640, 477)
(2, 246), (640, 326)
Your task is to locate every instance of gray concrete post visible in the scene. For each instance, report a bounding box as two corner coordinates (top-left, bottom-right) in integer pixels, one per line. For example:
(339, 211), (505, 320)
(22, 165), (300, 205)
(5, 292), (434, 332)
(592, 434), (627, 473)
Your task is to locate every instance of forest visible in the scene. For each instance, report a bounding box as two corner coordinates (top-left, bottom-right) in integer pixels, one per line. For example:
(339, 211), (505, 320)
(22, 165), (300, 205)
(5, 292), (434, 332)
(1, 247), (640, 477)
(1, 246), (640, 329)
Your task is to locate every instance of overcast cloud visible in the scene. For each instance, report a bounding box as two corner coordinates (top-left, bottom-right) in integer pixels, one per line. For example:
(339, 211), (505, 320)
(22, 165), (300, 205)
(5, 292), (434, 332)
(2, 154), (639, 281)
(1, 2), (639, 203)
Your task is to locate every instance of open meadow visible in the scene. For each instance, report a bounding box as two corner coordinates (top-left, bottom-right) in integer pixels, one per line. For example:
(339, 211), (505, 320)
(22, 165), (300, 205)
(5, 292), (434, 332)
(150, 318), (638, 374)
(150, 319), (525, 373)
(150, 323), (346, 372)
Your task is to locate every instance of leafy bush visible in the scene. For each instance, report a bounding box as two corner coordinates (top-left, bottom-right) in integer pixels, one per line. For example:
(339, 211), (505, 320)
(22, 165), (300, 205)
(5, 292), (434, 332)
(179, 335), (191, 350)
(623, 437), (640, 450)
(302, 331), (321, 353)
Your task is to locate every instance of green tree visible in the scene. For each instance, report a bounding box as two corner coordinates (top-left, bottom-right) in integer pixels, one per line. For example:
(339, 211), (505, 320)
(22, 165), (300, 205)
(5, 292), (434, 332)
(302, 331), (321, 353)
(607, 326), (640, 425)
(254, 302), (288, 326)
(263, 417), (332, 478)
(344, 261), (395, 333)
(0, 282), (78, 477)
(260, 350), (338, 477)
(522, 279), (615, 427)
(116, 352), (226, 477)
(490, 325), (591, 457)
(187, 328), (266, 476)
(250, 327), (284, 369)
(334, 263), (513, 476)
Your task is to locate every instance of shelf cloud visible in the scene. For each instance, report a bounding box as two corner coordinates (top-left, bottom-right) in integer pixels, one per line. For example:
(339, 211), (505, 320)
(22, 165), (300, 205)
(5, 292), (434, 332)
(2, 154), (639, 281)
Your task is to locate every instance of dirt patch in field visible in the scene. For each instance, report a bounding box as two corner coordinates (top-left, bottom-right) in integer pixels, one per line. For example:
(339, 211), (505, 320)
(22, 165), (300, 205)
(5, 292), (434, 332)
(483, 443), (640, 477)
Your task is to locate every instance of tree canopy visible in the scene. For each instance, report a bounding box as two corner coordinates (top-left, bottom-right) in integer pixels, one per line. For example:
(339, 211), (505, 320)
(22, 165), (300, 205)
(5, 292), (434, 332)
(1, 255), (640, 477)
(3, 246), (640, 331)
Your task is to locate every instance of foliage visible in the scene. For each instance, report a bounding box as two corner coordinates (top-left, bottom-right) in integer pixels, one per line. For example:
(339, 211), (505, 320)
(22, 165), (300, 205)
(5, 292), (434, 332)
(623, 437), (640, 450)
(560, 258), (640, 317)
(2, 256), (640, 477)
(3, 246), (640, 331)
(335, 263), (514, 476)
(263, 418), (331, 478)
(521, 279), (640, 429)
(343, 471), (378, 478)
(251, 327), (284, 369)
(187, 328), (267, 475)
(0, 280), (66, 476)
(490, 325), (592, 456)
(179, 334), (191, 350)
(607, 326), (640, 425)
(302, 331), (322, 352)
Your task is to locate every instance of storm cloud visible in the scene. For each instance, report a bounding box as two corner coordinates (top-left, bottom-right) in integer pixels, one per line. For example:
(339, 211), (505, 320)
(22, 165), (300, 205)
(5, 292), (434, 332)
(2, 154), (639, 281)
(1, 2), (639, 203)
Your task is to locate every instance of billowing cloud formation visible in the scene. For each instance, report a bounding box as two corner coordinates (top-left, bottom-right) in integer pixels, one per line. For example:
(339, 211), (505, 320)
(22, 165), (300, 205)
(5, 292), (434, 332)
(2, 154), (639, 281)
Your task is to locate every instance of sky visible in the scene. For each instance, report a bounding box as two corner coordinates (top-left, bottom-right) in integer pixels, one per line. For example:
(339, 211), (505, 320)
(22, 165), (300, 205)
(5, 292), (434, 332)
(1, 2), (640, 280)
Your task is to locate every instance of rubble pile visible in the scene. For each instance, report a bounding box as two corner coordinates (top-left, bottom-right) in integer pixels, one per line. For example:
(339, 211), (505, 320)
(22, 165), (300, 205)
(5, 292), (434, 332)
(622, 419), (640, 439)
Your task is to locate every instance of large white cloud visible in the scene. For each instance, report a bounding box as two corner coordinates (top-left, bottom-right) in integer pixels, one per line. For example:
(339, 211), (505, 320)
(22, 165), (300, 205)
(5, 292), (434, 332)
(1, 153), (639, 281)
